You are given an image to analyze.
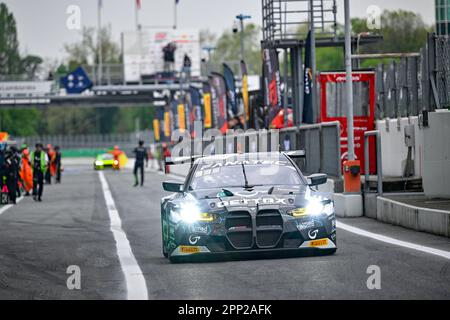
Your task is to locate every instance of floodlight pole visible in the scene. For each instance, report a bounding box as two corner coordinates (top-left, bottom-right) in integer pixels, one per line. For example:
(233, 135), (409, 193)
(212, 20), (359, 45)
(309, 0), (317, 123)
(97, 0), (103, 85)
(344, 0), (355, 160)
(236, 14), (251, 61)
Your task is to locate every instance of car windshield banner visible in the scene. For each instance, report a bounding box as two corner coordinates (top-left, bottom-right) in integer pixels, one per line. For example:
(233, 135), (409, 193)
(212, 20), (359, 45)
(262, 48), (282, 125)
(223, 63), (237, 116)
(209, 73), (228, 134)
(202, 82), (213, 129)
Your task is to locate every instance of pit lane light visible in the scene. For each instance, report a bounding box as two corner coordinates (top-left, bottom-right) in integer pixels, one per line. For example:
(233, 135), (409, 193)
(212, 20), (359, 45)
(170, 203), (215, 223)
(288, 199), (334, 217)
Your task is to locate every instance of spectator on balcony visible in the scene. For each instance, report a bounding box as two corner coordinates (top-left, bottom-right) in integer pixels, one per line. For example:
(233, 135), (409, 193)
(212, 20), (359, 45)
(163, 42), (177, 73)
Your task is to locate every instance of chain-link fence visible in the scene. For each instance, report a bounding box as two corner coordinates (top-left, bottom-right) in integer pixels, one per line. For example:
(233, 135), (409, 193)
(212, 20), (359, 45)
(433, 36), (450, 109)
(375, 34), (450, 119)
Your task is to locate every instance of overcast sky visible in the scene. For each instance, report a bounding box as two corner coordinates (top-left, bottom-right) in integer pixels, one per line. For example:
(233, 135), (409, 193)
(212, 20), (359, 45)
(3, 0), (435, 62)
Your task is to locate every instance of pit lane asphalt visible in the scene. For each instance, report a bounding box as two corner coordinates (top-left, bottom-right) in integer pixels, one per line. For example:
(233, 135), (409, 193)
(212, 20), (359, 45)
(0, 165), (449, 299)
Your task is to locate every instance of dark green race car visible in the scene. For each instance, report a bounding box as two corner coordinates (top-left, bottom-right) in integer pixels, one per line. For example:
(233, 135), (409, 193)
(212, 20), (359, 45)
(161, 151), (337, 263)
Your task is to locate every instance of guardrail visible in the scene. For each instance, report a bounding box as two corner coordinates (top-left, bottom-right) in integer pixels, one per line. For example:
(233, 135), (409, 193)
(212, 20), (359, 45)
(156, 121), (342, 177)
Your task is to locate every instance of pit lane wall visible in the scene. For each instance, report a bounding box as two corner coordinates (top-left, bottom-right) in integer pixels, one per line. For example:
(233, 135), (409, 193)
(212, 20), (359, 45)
(376, 196), (450, 238)
(375, 110), (450, 199)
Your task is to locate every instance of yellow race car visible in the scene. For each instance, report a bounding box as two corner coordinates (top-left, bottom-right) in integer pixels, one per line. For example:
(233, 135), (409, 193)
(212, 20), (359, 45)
(94, 152), (128, 170)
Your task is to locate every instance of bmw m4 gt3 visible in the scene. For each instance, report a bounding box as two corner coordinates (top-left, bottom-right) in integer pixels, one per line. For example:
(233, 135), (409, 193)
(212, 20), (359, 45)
(161, 152), (337, 263)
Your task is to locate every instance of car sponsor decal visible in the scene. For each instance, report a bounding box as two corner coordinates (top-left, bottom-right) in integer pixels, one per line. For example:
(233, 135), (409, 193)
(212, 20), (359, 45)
(297, 220), (314, 231)
(180, 246), (200, 253)
(200, 160), (289, 170)
(195, 167), (220, 178)
(192, 225), (208, 234)
(309, 238), (328, 247)
(217, 197), (287, 207)
(189, 235), (201, 245)
(308, 229), (319, 240)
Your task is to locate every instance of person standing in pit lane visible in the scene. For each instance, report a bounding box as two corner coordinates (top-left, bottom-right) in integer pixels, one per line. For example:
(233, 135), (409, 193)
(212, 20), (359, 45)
(133, 140), (148, 187)
(4, 146), (20, 204)
(19, 146), (33, 196)
(45, 144), (56, 184)
(31, 143), (48, 202)
(54, 146), (62, 184)
(162, 143), (171, 174)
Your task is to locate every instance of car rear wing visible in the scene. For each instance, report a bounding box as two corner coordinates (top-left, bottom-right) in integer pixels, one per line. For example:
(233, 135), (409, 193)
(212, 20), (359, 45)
(165, 155), (203, 166)
(283, 150), (306, 159)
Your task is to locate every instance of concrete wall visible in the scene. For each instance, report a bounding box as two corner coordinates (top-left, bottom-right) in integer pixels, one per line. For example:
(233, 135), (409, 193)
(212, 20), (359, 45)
(377, 196), (450, 237)
(375, 116), (424, 178)
(423, 110), (450, 198)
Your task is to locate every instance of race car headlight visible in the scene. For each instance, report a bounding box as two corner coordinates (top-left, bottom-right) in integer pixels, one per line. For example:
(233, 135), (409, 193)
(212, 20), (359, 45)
(288, 200), (334, 217)
(170, 203), (215, 224)
(95, 160), (104, 166)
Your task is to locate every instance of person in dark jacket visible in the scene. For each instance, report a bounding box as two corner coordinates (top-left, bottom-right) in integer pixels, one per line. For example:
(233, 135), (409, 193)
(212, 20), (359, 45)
(133, 140), (148, 187)
(54, 146), (62, 183)
(31, 143), (48, 202)
(162, 42), (177, 72)
(4, 146), (20, 204)
(182, 53), (192, 78)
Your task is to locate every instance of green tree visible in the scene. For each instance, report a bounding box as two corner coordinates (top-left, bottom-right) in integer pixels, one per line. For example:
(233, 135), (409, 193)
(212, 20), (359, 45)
(352, 10), (430, 54)
(21, 55), (43, 79)
(350, 10), (431, 68)
(64, 25), (121, 71)
(0, 2), (21, 76)
(0, 108), (40, 136)
(207, 23), (262, 75)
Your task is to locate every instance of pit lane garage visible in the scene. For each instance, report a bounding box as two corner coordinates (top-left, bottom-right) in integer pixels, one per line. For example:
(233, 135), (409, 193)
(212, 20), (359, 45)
(161, 151), (337, 263)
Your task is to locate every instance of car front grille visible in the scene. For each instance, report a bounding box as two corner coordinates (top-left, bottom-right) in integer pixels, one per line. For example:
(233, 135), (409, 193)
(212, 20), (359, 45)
(225, 211), (253, 249)
(255, 209), (283, 248)
(225, 208), (283, 250)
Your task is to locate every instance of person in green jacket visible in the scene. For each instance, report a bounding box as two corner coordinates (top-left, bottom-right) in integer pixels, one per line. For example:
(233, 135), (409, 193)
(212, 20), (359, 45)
(31, 143), (48, 202)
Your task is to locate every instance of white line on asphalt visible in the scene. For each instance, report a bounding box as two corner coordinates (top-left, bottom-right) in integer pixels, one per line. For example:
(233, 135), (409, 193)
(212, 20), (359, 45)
(337, 221), (450, 260)
(0, 196), (24, 216)
(98, 171), (148, 300)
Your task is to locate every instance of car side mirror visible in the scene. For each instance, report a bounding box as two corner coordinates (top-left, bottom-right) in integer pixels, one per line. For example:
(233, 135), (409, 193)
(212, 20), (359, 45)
(162, 181), (184, 193)
(307, 173), (328, 186)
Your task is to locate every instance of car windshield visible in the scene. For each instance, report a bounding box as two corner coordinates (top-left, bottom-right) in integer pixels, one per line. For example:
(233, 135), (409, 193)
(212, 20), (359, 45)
(101, 154), (113, 160)
(189, 158), (304, 190)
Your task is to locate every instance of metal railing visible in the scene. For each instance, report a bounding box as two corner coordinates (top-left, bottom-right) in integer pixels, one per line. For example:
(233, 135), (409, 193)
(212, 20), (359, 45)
(155, 121), (342, 177)
(16, 130), (154, 154)
(262, 0), (338, 42)
(375, 34), (450, 119)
